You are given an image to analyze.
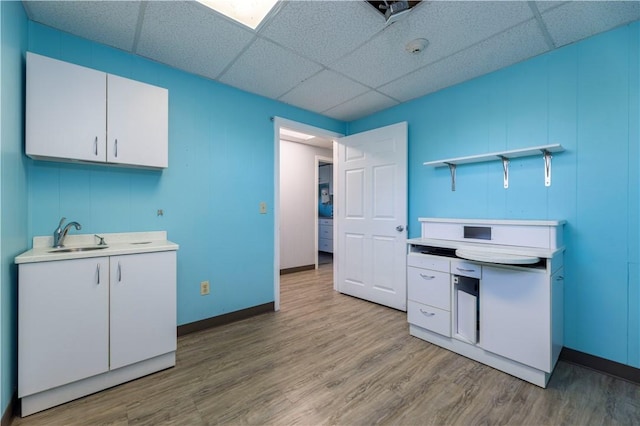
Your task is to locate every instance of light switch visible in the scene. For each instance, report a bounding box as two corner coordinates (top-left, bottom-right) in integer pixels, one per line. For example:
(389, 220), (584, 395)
(259, 202), (267, 214)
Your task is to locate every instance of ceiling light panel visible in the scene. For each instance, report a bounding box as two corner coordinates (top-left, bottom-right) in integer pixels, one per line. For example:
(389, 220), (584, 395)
(196, 0), (279, 30)
(280, 128), (315, 141)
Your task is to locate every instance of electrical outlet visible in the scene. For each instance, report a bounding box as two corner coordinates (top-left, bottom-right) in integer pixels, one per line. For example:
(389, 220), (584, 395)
(200, 281), (210, 295)
(259, 202), (267, 214)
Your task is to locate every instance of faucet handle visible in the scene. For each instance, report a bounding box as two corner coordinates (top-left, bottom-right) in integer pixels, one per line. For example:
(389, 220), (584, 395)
(57, 217), (66, 228)
(94, 234), (106, 246)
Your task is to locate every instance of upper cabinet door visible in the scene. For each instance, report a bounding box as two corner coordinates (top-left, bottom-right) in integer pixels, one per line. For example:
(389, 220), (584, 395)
(26, 52), (107, 162)
(107, 74), (169, 168)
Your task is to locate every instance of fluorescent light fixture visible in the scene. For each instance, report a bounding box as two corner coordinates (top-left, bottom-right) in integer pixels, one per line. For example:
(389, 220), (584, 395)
(197, 0), (279, 30)
(280, 128), (315, 141)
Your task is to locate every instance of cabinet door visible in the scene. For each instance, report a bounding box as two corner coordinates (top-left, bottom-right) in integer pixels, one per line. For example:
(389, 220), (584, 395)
(110, 251), (176, 370)
(480, 267), (551, 372)
(26, 52), (107, 162)
(107, 74), (168, 168)
(19, 257), (109, 397)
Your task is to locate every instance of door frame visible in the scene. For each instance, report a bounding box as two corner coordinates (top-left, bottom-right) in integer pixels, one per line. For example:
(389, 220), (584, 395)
(315, 155), (333, 270)
(273, 117), (343, 311)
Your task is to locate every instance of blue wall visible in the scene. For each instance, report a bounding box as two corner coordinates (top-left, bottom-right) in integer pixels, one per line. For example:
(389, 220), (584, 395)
(2, 5), (639, 419)
(26, 22), (345, 326)
(0, 0), (28, 415)
(349, 22), (640, 367)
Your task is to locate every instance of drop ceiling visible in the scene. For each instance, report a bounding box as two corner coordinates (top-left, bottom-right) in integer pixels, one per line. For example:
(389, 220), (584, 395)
(22, 1), (640, 122)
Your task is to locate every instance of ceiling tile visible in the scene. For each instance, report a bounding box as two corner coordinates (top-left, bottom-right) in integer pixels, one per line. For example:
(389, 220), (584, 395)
(260, 1), (383, 66)
(136, 1), (255, 80)
(379, 19), (550, 103)
(323, 90), (399, 122)
(534, 1), (569, 13)
(219, 37), (323, 99)
(25, 0), (140, 51)
(331, 1), (533, 88)
(542, 1), (640, 47)
(280, 70), (370, 114)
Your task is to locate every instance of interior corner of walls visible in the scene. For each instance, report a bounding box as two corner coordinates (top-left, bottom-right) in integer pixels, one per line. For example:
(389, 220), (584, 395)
(629, 261), (640, 368)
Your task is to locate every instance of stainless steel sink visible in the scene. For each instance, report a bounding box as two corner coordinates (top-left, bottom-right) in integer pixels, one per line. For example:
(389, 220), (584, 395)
(48, 246), (109, 253)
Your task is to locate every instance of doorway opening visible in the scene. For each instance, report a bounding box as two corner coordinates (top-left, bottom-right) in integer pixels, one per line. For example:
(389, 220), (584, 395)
(273, 117), (343, 311)
(317, 157), (334, 267)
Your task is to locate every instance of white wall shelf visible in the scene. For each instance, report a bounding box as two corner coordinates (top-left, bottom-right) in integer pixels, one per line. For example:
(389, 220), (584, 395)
(423, 144), (564, 191)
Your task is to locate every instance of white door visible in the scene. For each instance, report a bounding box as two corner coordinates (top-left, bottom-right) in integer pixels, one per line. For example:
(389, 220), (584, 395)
(18, 257), (109, 397)
(336, 122), (408, 311)
(107, 74), (169, 168)
(26, 52), (107, 162)
(110, 251), (177, 370)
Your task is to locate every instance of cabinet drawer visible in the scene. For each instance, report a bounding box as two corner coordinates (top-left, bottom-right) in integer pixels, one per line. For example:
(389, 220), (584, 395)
(319, 225), (333, 239)
(408, 300), (451, 337)
(407, 267), (450, 310)
(319, 218), (333, 226)
(319, 238), (333, 253)
(407, 253), (450, 273)
(451, 259), (481, 279)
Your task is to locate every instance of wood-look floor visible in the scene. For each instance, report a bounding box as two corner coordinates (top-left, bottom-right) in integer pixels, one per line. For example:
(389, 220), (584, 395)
(14, 264), (640, 425)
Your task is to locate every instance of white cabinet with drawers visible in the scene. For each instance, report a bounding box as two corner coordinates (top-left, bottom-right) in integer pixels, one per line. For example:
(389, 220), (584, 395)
(407, 218), (566, 388)
(407, 253), (451, 337)
(319, 218), (333, 253)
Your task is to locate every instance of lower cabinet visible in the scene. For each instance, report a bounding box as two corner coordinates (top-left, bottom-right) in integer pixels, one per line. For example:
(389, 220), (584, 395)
(19, 257), (110, 397)
(407, 255), (451, 337)
(406, 249), (563, 388)
(480, 266), (551, 372)
(18, 250), (176, 414)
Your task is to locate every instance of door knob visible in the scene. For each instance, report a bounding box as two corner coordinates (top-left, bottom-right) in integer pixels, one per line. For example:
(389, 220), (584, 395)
(396, 225), (404, 232)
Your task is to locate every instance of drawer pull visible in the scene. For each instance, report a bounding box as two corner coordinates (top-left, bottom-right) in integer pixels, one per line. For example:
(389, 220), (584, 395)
(419, 309), (435, 317)
(556, 276), (564, 281)
(419, 273), (436, 280)
(94, 136), (98, 156)
(96, 264), (101, 285)
(456, 267), (476, 273)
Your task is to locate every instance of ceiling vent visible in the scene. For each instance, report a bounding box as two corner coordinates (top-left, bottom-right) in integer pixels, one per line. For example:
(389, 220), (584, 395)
(366, 1), (421, 25)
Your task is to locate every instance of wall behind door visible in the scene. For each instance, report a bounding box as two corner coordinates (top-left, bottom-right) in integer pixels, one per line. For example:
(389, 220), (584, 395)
(279, 140), (331, 270)
(348, 21), (640, 369)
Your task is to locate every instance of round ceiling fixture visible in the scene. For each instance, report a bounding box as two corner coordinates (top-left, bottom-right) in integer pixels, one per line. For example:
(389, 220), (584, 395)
(405, 38), (429, 54)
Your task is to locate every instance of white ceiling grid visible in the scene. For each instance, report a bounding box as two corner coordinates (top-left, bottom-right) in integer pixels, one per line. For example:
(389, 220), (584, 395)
(22, 0), (640, 122)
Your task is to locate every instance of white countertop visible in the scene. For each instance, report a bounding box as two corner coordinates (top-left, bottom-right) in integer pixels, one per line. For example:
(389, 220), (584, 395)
(407, 237), (563, 259)
(15, 231), (179, 264)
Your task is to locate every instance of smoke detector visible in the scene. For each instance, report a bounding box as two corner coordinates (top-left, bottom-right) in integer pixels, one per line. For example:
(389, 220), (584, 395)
(405, 38), (428, 54)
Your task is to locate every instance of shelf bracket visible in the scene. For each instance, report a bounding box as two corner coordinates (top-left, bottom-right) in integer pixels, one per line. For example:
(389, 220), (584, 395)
(446, 163), (456, 191)
(500, 156), (510, 189)
(542, 149), (552, 187)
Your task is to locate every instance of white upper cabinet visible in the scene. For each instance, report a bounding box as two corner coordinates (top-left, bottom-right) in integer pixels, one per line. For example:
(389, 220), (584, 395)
(26, 52), (168, 169)
(26, 52), (107, 162)
(107, 74), (168, 168)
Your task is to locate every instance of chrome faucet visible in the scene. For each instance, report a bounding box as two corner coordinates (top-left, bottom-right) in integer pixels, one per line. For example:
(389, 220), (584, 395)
(53, 217), (82, 248)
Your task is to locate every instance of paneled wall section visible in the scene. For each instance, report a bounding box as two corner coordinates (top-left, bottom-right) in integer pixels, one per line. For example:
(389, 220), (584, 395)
(349, 22), (640, 367)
